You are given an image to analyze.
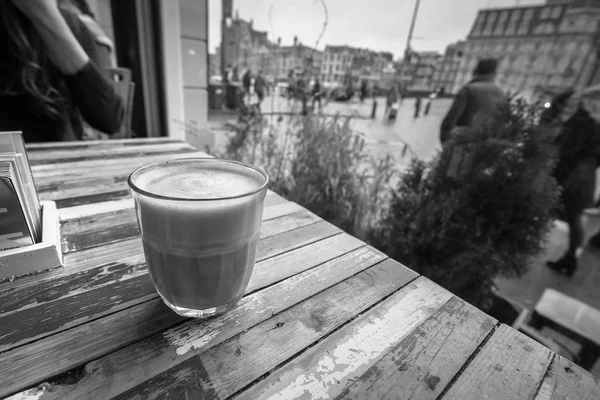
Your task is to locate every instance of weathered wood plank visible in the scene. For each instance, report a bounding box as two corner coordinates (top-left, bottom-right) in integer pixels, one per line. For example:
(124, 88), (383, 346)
(0, 222), (342, 351)
(533, 355), (600, 400)
(59, 191), (281, 239)
(441, 324), (554, 400)
(60, 195), (297, 254)
(57, 192), (293, 223)
(48, 183), (286, 209)
(534, 288), (600, 346)
(334, 297), (497, 400)
(0, 208), (315, 300)
(112, 259), (421, 400)
(26, 137), (182, 151)
(31, 148), (196, 165)
(27, 141), (193, 161)
(53, 189), (130, 209)
(38, 179), (131, 205)
(235, 277), (453, 400)
(31, 150), (207, 180)
(0, 231), (359, 351)
(0, 247), (385, 399)
(0, 238), (143, 297)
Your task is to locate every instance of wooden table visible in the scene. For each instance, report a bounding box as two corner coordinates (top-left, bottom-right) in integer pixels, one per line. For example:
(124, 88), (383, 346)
(532, 288), (600, 370)
(1, 138), (599, 399)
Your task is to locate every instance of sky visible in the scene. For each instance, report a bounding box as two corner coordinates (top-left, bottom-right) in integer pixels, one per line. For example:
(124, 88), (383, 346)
(208, 0), (543, 58)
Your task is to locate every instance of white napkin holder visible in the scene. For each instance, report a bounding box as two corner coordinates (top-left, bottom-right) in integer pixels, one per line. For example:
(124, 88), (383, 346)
(0, 201), (62, 280)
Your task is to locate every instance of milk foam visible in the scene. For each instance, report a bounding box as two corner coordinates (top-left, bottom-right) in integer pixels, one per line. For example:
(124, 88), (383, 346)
(133, 160), (265, 199)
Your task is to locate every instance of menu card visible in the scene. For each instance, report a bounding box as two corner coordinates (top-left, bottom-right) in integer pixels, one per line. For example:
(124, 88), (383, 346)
(0, 132), (41, 250)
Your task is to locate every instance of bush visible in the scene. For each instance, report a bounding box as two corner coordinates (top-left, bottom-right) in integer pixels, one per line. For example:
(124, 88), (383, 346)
(214, 113), (397, 239)
(370, 99), (560, 309)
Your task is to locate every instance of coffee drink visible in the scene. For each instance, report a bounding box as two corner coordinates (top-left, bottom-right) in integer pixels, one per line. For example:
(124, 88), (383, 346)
(129, 158), (268, 318)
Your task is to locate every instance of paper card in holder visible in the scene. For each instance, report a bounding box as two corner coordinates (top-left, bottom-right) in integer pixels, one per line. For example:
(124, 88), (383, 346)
(0, 173), (35, 250)
(0, 132), (41, 246)
(0, 131), (62, 280)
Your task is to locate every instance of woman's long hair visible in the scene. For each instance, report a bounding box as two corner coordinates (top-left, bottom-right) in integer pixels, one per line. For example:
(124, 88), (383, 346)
(0, 1), (67, 124)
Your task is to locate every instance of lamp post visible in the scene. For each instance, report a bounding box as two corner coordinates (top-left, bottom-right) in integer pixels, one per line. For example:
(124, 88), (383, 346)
(398, 0), (421, 91)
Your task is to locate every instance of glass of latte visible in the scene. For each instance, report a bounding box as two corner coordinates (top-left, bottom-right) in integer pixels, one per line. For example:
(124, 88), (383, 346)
(128, 158), (268, 318)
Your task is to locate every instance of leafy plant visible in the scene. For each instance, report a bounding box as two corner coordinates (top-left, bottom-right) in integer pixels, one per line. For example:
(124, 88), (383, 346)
(213, 112), (398, 239)
(369, 98), (560, 308)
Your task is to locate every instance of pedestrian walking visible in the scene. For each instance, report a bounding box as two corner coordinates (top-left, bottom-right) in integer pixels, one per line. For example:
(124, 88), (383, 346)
(545, 90), (600, 277)
(360, 80), (368, 103)
(414, 96), (422, 118)
(242, 68), (252, 104)
(424, 91), (437, 116)
(287, 70), (295, 100)
(312, 78), (322, 112)
(385, 86), (398, 116)
(297, 76), (308, 115)
(440, 59), (507, 144)
(254, 70), (266, 112)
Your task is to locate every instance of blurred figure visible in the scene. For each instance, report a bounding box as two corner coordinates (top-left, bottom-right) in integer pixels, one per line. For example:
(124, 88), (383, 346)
(385, 86), (398, 115)
(297, 76), (308, 115)
(0, 0), (124, 142)
(242, 68), (252, 104)
(254, 70), (266, 111)
(440, 59), (507, 143)
(414, 96), (422, 118)
(287, 70), (295, 100)
(360, 80), (368, 103)
(546, 91), (600, 276)
(312, 78), (322, 111)
(424, 91), (437, 116)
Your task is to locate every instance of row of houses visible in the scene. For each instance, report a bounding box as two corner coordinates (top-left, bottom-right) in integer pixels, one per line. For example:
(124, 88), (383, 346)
(213, 13), (396, 89)
(213, 0), (600, 99)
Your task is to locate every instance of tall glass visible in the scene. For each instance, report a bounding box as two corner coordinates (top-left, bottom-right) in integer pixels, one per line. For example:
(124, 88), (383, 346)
(128, 158), (268, 318)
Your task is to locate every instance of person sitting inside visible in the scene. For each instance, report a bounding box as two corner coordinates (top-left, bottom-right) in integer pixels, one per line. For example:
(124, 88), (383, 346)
(64, 0), (116, 69)
(440, 59), (507, 144)
(0, 0), (124, 142)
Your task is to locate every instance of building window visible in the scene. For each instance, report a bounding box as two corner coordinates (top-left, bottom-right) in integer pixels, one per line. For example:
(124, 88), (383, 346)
(517, 9), (534, 35)
(540, 7), (550, 20)
(494, 11), (509, 36)
(471, 12), (486, 36)
(505, 9), (522, 36)
(551, 6), (562, 19)
(482, 11), (497, 36)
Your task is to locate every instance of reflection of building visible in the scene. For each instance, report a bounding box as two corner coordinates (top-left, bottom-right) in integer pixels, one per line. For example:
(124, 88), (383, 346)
(321, 45), (357, 84)
(208, 52), (220, 78)
(409, 51), (442, 92)
(272, 37), (322, 80)
(222, 15), (275, 78)
(431, 41), (465, 94)
(455, 0), (600, 100)
(85, 0), (211, 148)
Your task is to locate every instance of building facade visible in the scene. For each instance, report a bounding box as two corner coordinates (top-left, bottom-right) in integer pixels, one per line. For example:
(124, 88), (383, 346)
(320, 45), (357, 85)
(409, 51), (442, 92)
(320, 45), (393, 86)
(454, 0), (600, 100)
(222, 16), (276, 79)
(431, 41), (465, 94)
(271, 38), (322, 81)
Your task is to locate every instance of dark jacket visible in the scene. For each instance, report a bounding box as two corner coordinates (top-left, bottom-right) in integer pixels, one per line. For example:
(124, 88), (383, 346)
(0, 8), (124, 142)
(554, 107), (600, 213)
(440, 77), (507, 143)
(254, 76), (266, 95)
